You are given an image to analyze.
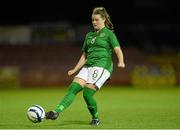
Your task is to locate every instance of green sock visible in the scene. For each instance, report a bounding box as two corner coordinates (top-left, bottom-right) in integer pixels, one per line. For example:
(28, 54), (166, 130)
(55, 82), (83, 113)
(83, 87), (98, 119)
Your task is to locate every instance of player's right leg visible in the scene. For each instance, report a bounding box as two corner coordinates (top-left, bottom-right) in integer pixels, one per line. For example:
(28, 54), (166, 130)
(46, 67), (88, 120)
(46, 78), (85, 120)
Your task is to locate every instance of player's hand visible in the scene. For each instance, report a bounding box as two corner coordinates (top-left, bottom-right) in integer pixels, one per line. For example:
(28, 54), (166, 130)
(118, 62), (125, 68)
(68, 69), (76, 76)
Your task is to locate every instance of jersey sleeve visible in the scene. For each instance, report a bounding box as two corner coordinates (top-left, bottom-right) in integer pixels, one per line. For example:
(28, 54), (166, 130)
(109, 32), (120, 48)
(81, 34), (88, 52)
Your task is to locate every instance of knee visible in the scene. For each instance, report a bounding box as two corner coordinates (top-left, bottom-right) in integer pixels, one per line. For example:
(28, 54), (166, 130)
(83, 89), (89, 100)
(68, 82), (83, 95)
(83, 87), (96, 100)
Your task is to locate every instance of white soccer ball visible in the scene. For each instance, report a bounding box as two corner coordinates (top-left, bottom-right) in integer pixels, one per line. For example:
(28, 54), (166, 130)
(27, 104), (45, 123)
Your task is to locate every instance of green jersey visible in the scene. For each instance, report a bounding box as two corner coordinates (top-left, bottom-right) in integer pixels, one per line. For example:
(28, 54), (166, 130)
(82, 27), (120, 76)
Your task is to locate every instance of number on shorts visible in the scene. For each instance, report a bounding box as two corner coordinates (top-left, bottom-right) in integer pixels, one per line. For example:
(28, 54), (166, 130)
(92, 69), (98, 78)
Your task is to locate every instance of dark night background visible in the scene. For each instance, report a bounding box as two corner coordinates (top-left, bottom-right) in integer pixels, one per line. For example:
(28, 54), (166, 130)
(0, 0), (179, 51)
(0, 0), (179, 24)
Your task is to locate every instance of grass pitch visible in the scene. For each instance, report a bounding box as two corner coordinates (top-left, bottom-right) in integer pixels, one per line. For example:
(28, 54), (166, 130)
(0, 86), (180, 129)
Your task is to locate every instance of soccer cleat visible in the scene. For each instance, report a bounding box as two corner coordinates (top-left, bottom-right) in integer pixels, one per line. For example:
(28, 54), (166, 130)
(90, 119), (100, 125)
(45, 111), (59, 120)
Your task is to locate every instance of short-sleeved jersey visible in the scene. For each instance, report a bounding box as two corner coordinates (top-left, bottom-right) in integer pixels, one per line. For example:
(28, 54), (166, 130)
(82, 27), (120, 76)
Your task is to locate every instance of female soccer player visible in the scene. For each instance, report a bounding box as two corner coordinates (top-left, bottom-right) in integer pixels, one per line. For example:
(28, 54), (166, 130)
(45, 6), (125, 125)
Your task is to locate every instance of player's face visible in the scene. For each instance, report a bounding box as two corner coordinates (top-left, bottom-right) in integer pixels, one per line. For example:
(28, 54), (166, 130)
(92, 14), (105, 31)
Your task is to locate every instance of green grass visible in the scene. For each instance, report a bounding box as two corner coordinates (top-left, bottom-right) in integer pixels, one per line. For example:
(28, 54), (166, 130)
(0, 86), (180, 129)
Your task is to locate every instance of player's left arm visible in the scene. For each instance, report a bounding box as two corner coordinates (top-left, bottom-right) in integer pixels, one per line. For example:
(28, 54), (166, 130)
(114, 47), (125, 68)
(109, 32), (125, 68)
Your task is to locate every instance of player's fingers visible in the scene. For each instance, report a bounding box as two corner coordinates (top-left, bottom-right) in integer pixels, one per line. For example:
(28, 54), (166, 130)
(68, 70), (74, 76)
(118, 63), (125, 68)
(68, 71), (72, 76)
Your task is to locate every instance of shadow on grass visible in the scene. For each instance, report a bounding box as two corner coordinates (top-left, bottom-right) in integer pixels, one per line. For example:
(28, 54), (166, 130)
(62, 120), (89, 125)
(43, 120), (89, 128)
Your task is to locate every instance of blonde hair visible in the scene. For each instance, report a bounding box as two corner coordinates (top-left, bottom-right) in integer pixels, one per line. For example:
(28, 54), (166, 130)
(92, 6), (114, 31)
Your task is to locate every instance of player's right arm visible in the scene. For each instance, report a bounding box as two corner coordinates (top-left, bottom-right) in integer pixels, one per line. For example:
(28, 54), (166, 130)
(68, 52), (86, 76)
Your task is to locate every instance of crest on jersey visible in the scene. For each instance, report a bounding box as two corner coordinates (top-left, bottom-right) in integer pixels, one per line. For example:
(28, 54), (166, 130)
(99, 33), (105, 37)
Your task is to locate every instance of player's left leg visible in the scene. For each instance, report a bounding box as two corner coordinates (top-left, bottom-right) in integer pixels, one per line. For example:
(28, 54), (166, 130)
(83, 84), (100, 125)
(83, 67), (110, 125)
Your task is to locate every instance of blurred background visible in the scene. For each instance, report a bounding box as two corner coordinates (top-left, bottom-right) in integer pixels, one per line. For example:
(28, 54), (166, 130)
(0, 0), (179, 88)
